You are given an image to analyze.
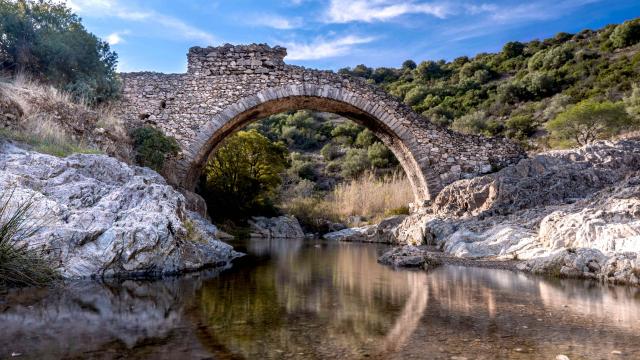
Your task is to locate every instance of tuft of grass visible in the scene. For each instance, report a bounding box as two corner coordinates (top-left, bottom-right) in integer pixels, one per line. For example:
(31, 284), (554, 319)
(0, 190), (58, 288)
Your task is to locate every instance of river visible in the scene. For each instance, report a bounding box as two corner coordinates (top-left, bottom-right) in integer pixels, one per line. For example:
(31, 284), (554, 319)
(1, 238), (639, 359)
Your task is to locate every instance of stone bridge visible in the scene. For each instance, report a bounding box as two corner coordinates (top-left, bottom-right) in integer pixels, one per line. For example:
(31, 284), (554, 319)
(116, 44), (524, 201)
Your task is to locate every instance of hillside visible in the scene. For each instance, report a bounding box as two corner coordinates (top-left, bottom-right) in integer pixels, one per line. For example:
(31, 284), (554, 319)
(339, 18), (640, 148)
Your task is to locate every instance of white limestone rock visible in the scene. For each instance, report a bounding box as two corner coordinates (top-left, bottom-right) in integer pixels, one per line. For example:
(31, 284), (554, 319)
(0, 142), (240, 279)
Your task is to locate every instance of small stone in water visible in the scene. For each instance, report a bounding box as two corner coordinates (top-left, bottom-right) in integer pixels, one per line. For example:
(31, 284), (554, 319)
(11, 353), (22, 357)
(556, 355), (570, 360)
(611, 350), (622, 355)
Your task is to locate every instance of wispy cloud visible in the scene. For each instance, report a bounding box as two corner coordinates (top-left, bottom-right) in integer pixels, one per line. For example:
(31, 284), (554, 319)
(441, 0), (604, 41)
(67, 0), (215, 44)
(284, 35), (377, 60)
(325, 0), (453, 23)
(250, 14), (303, 29)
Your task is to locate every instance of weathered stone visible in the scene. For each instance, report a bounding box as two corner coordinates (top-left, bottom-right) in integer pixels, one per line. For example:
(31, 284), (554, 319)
(248, 215), (304, 238)
(114, 44), (524, 201)
(0, 142), (241, 279)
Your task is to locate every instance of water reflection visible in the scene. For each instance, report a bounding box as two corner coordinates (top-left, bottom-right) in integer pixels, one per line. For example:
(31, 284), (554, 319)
(0, 238), (639, 359)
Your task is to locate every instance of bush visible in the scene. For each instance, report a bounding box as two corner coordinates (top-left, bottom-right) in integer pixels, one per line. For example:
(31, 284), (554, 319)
(354, 129), (376, 148)
(505, 115), (536, 140)
(0, 191), (58, 288)
(341, 148), (369, 178)
(320, 143), (340, 161)
(367, 142), (392, 168)
(610, 19), (640, 49)
(0, 0), (120, 103)
(451, 111), (488, 135)
(624, 84), (640, 121)
(546, 99), (635, 146)
(130, 126), (180, 171)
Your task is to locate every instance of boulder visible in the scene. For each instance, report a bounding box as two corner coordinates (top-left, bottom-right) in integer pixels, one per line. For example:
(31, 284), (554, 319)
(323, 215), (406, 243)
(377, 246), (441, 270)
(248, 215), (304, 238)
(0, 142), (241, 279)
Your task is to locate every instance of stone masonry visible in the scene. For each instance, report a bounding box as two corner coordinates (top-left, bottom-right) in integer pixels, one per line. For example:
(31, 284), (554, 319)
(115, 44), (525, 201)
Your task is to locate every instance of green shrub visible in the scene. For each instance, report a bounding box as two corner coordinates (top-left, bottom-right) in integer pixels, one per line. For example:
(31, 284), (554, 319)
(505, 115), (536, 140)
(341, 148), (370, 178)
(367, 142), (392, 168)
(0, 191), (58, 288)
(354, 129), (376, 148)
(130, 126), (180, 171)
(320, 143), (340, 161)
(610, 19), (640, 49)
(0, 0), (120, 103)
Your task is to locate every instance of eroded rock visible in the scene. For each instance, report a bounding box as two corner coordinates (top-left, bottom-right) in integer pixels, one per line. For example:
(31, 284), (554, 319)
(0, 142), (241, 279)
(249, 215), (304, 238)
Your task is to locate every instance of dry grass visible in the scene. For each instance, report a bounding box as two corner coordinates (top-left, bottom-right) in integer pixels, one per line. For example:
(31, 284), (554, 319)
(283, 171), (413, 229)
(0, 74), (118, 156)
(330, 171), (413, 222)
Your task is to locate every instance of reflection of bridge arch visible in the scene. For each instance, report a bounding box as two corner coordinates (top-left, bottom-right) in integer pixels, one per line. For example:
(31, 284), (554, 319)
(117, 44), (524, 201)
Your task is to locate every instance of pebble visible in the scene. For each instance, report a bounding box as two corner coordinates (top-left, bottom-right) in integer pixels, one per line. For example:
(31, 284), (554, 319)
(611, 350), (622, 355)
(556, 355), (570, 360)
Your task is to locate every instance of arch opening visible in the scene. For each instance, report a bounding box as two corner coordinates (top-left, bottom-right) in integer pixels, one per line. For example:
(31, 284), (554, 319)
(183, 94), (433, 203)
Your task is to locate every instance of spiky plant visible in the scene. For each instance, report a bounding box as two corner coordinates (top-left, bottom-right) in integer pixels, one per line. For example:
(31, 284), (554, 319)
(0, 190), (57, 288)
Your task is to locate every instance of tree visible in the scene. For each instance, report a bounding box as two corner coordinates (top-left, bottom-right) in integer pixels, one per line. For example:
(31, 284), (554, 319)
(367, 142), (392, 168)
(201, 130), (288, 220)
(545, 100), (635, 146)
(414, 60), (443, 82)
(0, 0), (120, 103)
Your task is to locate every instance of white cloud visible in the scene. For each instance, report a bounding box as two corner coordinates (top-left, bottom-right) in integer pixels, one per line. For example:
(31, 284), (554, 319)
(106, 32), (124, 45)
(251, 14), (303, 29)
(65, 0), (215, 44)
(284, 35), (377, 60)
(325, 0), (453, 23)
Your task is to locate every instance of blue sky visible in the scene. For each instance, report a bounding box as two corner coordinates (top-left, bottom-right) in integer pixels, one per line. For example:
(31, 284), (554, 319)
(65, 0), (640, 73)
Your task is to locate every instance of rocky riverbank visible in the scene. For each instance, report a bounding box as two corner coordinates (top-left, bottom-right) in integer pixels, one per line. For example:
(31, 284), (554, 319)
(0, 141), (241, 279)
(382, 139), (640, 286)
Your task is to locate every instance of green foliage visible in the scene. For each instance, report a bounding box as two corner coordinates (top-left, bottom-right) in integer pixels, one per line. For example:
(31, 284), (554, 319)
(320, 143), (340, 161)
(623, 84), (640, 120)
(505, 115), (536, 140)
(341, 148), (370, 178)
(336, 18), (640, 147)
(201, 129), (288, 221)
(367, 142), (392, 168)
(610, 19), (640, 49)
(502, 41), (525, 58)
(130, 126), (180, 171)
(546, 99), (635, 146)
(0, 190), (58, 288)
(354, 129), (376, 148)
(0, 0), (120, 103)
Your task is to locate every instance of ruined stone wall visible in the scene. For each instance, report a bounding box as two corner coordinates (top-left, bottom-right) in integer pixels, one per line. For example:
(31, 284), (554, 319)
(116, 44), (524, 200)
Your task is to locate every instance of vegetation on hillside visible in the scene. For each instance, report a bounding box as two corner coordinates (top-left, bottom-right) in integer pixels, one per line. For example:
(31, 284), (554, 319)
(0, 0), (120, 103)
(339, 18), (640, 147)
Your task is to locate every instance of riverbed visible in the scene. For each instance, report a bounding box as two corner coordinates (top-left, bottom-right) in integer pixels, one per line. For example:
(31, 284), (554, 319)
(1, 238), (639, 359)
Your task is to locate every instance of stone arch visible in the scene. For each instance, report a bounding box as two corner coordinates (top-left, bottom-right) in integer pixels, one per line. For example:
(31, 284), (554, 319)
(180, 84), (438, 201)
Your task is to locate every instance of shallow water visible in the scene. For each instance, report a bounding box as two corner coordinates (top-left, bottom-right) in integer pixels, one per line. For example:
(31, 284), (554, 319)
(1, 238), (640, 359)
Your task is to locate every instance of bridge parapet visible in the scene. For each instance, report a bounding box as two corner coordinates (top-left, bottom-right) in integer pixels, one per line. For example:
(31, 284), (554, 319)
(188, 43), (287, 75)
